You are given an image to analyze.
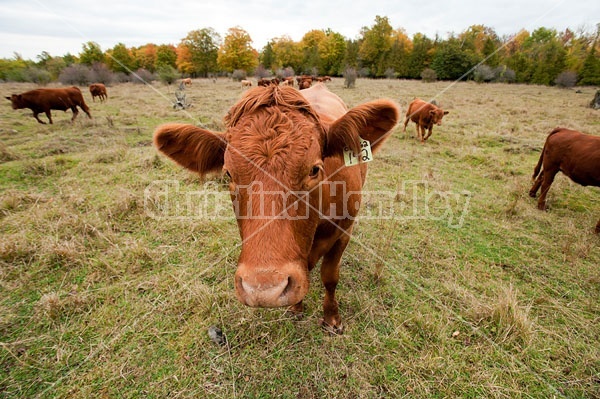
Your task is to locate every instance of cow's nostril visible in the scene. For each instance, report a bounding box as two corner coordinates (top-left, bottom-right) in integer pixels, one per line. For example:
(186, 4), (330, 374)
(283, 276), (294, 296)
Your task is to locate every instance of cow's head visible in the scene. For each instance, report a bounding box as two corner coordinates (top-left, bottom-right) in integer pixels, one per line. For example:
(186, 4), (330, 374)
(154, 85), (398, 308)
(430, 108), (449, 125)
(5, 94), (21, 109)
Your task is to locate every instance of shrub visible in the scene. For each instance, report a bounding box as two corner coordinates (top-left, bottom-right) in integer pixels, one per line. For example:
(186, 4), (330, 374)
(89, 62), (113, 85)
(343, 67), (357, 88)
(493, 66), (516, 83)
(473, 64), (494, 83)
(231, 69), (247, 82)
(157, 66), (178, 85)
(58, 64), (92, 85)
(24, 67), (52, 85)
(384, 68), (397, 79)
(254, 65), (270, 79)
(132, 68), (156, 84)
(554, 71), (577, 88)
(420, 68), (437, 82)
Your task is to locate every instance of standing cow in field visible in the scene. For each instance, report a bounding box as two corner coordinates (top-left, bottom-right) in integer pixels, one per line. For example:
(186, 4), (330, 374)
(402, 98), (449, 143)
(154, 83), (399, 333)
(529, 127), (600, 233)
(6, 87), (92, 124)
(89, 83), (107, 102)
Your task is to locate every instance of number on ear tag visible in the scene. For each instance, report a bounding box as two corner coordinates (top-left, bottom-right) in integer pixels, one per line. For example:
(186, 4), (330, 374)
(343, 138), (373, 166)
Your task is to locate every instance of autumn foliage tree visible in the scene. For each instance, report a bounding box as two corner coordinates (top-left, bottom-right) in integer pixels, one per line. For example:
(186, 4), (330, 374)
(180, 28), (221, 77)
(217, 27), (258, 74)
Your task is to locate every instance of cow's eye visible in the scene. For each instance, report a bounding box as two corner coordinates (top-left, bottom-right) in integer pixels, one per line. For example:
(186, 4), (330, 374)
(309, 164), (322, 178)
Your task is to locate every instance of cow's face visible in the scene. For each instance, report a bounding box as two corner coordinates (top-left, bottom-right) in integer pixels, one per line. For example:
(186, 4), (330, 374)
(154, 86), (398, 309)
(223, 108), (325, 307)
(6, 95), (21, 109)
(430, 108), (449, 125)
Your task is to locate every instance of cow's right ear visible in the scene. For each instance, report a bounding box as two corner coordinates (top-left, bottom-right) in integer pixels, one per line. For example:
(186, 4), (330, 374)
(154, 123), (227, 176)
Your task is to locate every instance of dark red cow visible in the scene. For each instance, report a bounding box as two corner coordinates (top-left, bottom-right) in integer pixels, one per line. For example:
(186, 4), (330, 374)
(6, 87), (91, 124)
(154, 83), (399, 332)
(402, 98), (449, 143)
(529, 127), (600, 233)
(89, 83), (107, 102)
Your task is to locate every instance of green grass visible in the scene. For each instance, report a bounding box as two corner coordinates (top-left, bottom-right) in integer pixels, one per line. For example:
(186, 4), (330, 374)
(1, 79), (599, 398)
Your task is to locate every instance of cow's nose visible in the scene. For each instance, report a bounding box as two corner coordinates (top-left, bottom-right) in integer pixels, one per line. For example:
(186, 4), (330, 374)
(234, 263), (307, 308)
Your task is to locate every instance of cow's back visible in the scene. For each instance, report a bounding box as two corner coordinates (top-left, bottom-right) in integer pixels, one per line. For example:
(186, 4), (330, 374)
(545, 128), (600, 186)
(300, 83), (347, 122)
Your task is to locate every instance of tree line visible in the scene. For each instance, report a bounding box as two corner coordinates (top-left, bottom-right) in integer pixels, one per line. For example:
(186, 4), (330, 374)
(1, 16), (599, 86)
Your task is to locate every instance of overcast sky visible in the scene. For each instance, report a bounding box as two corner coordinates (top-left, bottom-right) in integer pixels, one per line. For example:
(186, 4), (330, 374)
(0, 0), (597, 60)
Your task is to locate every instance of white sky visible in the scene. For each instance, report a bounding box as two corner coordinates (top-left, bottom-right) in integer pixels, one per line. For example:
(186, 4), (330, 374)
(0, 0), (597, 60)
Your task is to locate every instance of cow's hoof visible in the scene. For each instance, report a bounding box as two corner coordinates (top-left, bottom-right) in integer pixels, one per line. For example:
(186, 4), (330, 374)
(528, 191), (537, 198)
(286, 302), (304, 320)
(319, 318), (344, 335)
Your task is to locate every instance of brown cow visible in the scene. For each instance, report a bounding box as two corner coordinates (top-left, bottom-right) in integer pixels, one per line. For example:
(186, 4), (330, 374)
(402, 98), (449, 143)
(89, 83), (107, 102)
(529, 127), (600, 233)
(181, 78), (192, 86)
(241, 79), (252, 88)
(154, 83), (399, 332)
(6, 87), (92, 124)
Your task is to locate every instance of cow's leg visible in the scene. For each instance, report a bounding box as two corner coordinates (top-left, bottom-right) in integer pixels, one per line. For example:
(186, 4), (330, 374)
(595, 218), (600, 234)
(529, 172), (543, 197)
(319, 236), (350, 334)
(418, 126), (425, 143)
(70, 106), (79, 122)
(287, 251), (321, 317)
(33, 111), (46, 124)
(80, 103), (92, 119)
(537, 168), (558, 210)
(402, 116), (410, 132)
(43, 110), (53, 124)
(424, 127), (433, 141)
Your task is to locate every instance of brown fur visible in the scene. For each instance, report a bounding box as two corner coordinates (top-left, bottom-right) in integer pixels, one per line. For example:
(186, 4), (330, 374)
(89, 83), (107, 102)
(154, 84), (399, 332)
(402, 98), (449, 143)
(6, 87), (92, 124)
(529, 127), (600, 233)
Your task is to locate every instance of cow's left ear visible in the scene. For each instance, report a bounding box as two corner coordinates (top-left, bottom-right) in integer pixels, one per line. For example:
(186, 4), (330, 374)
(324, 100), (399, 158)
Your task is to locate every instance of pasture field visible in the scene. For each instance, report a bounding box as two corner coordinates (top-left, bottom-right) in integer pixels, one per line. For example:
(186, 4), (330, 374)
(1, 78), (599, 398)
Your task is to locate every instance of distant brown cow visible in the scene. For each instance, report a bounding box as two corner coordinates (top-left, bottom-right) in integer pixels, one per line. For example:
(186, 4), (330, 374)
(402, 98), (449, 143)
(241, 79), (252, 88)
(529, 127), (600, 233)
(181, 78), (192, 86)
(154, 83), (399, 332)
(6, 87), (92, 124)
(89, 83), (107, 102)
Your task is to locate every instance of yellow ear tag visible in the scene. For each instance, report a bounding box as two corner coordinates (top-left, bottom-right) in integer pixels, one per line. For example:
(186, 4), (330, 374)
(343, 138), (373, 166)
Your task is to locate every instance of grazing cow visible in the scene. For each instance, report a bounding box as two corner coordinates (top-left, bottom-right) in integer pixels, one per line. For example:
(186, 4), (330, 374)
(258, 78), (279, 87)
(181, 78), (192, 86)
(89, 83), (107, 102)
(281, 76), (295, 87)
(154, 83), (399, 332)
(529, 127), (600, 233)
(299, 77), (313, 90)
(6, 87), (92, 124)
(241, 79), (252, 88)
(402, 98), (449, 143)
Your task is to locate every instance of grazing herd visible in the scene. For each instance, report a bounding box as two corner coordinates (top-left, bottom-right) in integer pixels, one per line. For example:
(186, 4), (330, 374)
(3, 77), (598, 331)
